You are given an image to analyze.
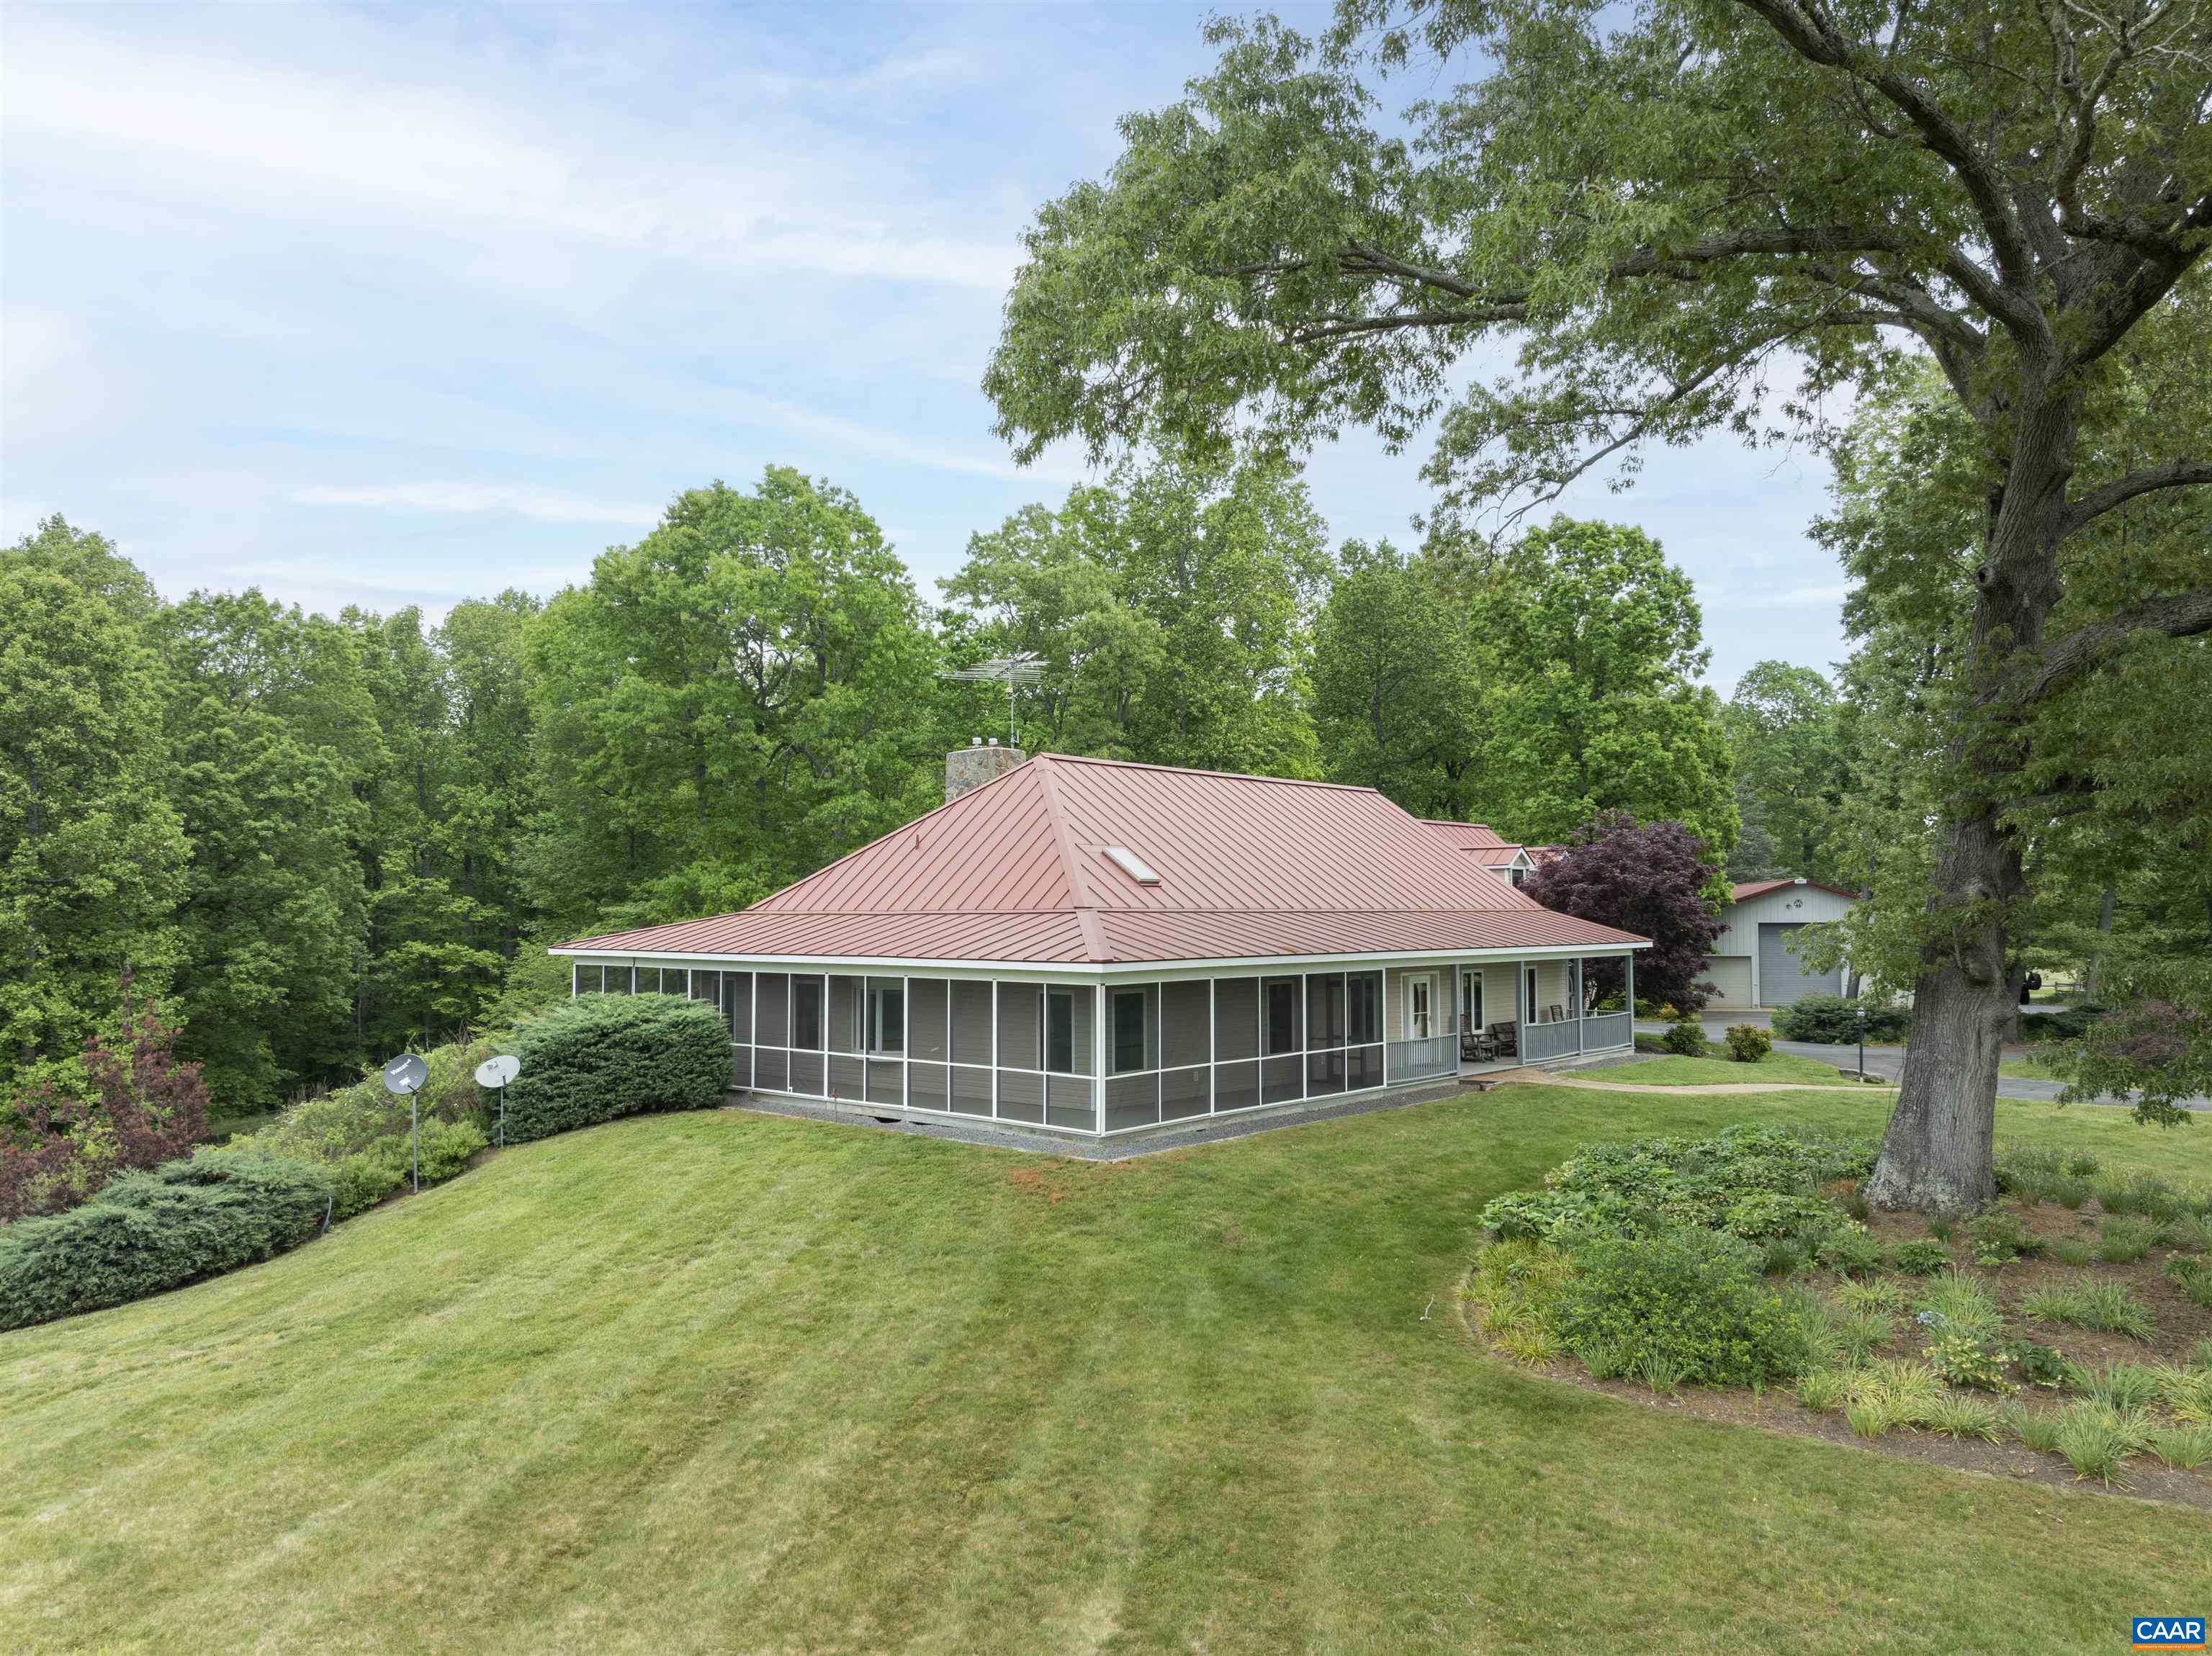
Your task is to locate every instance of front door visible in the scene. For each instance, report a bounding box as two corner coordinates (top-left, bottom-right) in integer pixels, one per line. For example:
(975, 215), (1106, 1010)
(1409, 974), (1435, 1040)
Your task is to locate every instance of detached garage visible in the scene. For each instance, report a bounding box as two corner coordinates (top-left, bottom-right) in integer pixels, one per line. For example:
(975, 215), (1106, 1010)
(1701, 878), (1858, 1008)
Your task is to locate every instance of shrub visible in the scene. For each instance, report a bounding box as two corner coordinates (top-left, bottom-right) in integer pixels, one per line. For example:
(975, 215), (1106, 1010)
(1815, 1228), (1884, 1279)
(1661, 1018), (1709, 1058)
(1720, 1190), (1833, 1238)
(2154, 1363), (2212, 1424)
(1758, 1237), (1806, 1277)
(1964, 1209), (2043, 1266)
(2050, 1176), (2092, 1210)
(247, 1030), (507, 1166)
(1550, 1228), (1811, 1387)
(1, 994), (210, 1220)
(1470, 1239), (1573, 1338)
(2023, 1277), (2157, 1342)
(1832, 1306), (1894, 1365)
(1792, 1367), (1850, 1411)
(0, 1148), (332, 1331)
(1926, 1330), (2013, 1393)
(1772, 994), (1909, 1044)
(1993, 1145), (2065, 1202)
(326, 1118), (490, 1220)
(2013, 1003), (2107, 1044)
(2005, 1404), (2064, 1453)
(1833, 1278), (1910, 1314)
(1841, 1359), (1944, 1434)
(502, 994), (732, 1144)
(2077, 1362), (2164, 1412)
(1722, 1024), (1773, 1063)
(1890, 1239), (1951, 1276)
(2006, 1340), (2075, 1389)
(2094, 1173), (2186, 1220)
(2050, 1237), (2092, 1266)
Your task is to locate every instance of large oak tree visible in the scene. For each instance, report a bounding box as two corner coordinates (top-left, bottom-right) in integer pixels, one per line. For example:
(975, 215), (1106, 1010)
(985, 0), (2212, 1212)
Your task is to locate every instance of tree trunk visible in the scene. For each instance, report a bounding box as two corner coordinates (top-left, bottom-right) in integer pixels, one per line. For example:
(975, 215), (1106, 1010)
(1867, 389), (2075, 1215)
(2082, 881), (2116, 1003)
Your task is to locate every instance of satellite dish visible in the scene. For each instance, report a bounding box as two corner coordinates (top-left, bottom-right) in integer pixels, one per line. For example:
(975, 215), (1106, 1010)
(475, 1054), (521, 1088)
(382, 1052), (429, 1095)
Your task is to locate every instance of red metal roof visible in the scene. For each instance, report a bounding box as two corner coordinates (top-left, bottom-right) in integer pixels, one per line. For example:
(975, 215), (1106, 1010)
(557, 753), (1647, 965)
(1421, 819), (1532, 865)
(1729, 878), (1861, 904)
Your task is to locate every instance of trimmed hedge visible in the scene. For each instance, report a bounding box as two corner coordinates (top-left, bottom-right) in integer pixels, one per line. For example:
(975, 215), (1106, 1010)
(1771, 994), (1910, 1043)
(0, 1148), (333, 1331)
(2015, 1003), (2108, 1044)
(501, 994), (731, 1143)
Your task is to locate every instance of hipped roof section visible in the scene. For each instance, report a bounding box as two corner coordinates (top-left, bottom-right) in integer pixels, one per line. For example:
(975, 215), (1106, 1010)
(557, 753), (1647, 965)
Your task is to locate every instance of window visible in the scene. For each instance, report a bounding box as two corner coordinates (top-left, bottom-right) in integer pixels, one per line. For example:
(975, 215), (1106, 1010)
(868, 978), (904, 1054)
(1461, 971), (1483, 1032)
(1526, 967), (1539, 1022)
(1044, 989), (1074, 1073)
(1262, 977), (1301, 1056)
(1306, 972), (1346, 1048)
(1509, 867), (1526, 888)
(1349, 972), (1381, 1045)
(792, 977), (824, 1050)
(1112, 989), (1149, 1074)
(1410, 975), (1434, 1040)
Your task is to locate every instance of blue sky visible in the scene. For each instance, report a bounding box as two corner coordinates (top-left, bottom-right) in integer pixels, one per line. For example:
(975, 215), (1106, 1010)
(1, 1), (1849, 691)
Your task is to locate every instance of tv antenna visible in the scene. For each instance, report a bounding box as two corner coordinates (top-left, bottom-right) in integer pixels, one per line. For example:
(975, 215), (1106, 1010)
(940, 652), (1045, 750)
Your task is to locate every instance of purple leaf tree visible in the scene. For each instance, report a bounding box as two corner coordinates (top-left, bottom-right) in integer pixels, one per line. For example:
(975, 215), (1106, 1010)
(1524, 811), (1726, 1015)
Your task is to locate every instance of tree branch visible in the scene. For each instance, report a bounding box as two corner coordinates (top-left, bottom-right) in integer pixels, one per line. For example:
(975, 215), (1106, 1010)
(2061, 456), (2212, 534)
(2022, 585), (2212, 702)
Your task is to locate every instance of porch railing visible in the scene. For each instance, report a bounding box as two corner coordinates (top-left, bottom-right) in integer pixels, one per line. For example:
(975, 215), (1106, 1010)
(1388, 1035), (1457, 1081)
(1582, 1010), (1633, 1050)
(1520, 1018), (1581, 1062)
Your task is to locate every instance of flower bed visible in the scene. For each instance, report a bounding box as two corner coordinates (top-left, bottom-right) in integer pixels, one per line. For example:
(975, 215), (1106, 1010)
(1465, 1126), (2212, 1495)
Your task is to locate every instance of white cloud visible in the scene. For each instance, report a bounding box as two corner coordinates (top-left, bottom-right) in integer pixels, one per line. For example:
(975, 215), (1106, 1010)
(720, 391), (1093, 486)
(293, 482), (660, 526)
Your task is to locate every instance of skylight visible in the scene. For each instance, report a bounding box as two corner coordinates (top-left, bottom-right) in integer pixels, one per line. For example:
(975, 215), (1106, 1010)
(1102, 845), (1161, 885)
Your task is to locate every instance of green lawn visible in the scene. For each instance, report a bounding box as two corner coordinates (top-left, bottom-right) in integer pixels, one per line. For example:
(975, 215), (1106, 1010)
(1603, 1050), (1869, 1086)
(2001, 1055), (2067, 1083)
(3, 1087), (2206, 1654)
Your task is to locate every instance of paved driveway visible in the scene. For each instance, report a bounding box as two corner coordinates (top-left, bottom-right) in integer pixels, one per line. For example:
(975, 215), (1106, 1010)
(1633, 1014), (2208, 1112)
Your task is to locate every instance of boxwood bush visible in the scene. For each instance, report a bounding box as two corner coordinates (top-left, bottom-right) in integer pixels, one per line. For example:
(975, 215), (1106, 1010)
(0, 1147), (333, 1331)
(1771, 994), (1910, 1043)
(502, 994), (731, 1143)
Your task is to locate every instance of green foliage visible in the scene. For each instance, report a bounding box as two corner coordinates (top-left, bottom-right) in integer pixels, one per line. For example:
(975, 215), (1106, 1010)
(2050, 1237), (2093, 1266)
(1722, 662), (1851, 887)
(1963, 1210), (2044, 1266)
(1, 519), (189, 1085)
(1912, 1274), (2005, 1345)
(502, 994), (730, 1144)
(1769, 995), (1908, 1044)
(1719, 1190), (1832, 1239)
(2022, 1278), (2157, 1343)
(526, 468), (945, 940)
(0, 1147), (332, 1330)
(1925, 1331), (2013, 1395)
(2077, 1363), (2164, 1413)
(2094, 1215), (2159, 1264)
(1550, 1229), (1810, 1387)
(328, 1118), (489, 1219)
(1722, 1025), (1771, 1063)
(246, 1030), (505, 1166)
(1923, 1392), (2005, 1442)
(1791, 1367), (1851, 1412)
(2005, 1341), (2075, 1390)
(1456, 521), (1735, 855)
(1889, 1240), (1951, 1277)
(2051, 1403), (2146, 1486)
(1814, 1229), (1884, 1280)
(1661, 1020), (1709, 1058)
(2166, 1256), (2212, 1310)
(2144, 1424), (2212, 1471)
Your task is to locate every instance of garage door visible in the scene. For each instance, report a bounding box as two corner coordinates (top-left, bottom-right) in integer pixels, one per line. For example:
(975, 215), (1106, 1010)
(1701, 956), (1753, 1007)
(1758, 923), (1835, 1005)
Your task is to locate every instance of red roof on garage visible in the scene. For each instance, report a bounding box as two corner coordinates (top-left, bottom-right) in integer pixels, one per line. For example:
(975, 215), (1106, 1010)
(1730, 878), (1861, 904)
(557, 754), (1647, 966)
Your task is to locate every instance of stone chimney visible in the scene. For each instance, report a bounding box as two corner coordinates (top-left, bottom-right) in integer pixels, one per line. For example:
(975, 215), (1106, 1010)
(946, 737), (1026, 803)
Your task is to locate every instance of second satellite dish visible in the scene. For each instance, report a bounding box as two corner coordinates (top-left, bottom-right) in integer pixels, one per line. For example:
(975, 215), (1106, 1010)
(475, 1054), (521, 1088)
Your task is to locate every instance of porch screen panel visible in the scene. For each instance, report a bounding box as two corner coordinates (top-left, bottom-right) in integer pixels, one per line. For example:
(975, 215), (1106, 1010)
(1349, 1044), (1383, 1091)
(725, 972), (753, 1043)
(997, 984), (1042, 1071)
(572, 964), (601, 994)
(1046, 1075), (1096, 1132)
(791, 977), (825, 1051)
(1214, 1059), (1259, 1114)
(1160, 1066), (1209, 1121)
(1108, 985), (1157, 1074)
(604, 965), (633, 994)
(950, 981), (993, 1066)
(657, 964), (689, 996)
(634, 967), (660, 995)
(1262, 977), (1302, 1056)
(789, 1050), (824, 1095)
(909, 978), (948, 1062)
(1159, 981), (1210, 1069)
(755, 1047), (788, 1092)
(829, 1055), (865, 1100)
(1305, 1047), (1346, 1096)
(729, 1046), (752, 1090)
(1213, 977), (1259, 1061)
(867, 978), (904, 1055)
(1066, 985), (1094, 1073)
(689, 970), (721, 1014)
(950, 1064), (992, 1116)
(1261, 1054), (1303, 1105)
(997, 1068), (1045, 1124)
(756, 973), (789, 1048)
(828, 976), (862, 1053)
(909, 1063), (950, 1114)
(1105, 1071), (1159, 1131)
(866, 1059), (902, 1104)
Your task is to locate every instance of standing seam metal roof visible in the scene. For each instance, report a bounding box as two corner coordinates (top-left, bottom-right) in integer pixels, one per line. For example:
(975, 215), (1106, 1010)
(557, 753), (1648, 963)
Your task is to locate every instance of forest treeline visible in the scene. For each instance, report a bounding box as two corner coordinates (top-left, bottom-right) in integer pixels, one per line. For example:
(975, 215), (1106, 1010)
(9, 457), (1861, 1112)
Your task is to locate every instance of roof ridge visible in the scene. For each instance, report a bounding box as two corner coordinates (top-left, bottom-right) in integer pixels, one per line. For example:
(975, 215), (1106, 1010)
(1028, 752), (1100, 914)
(1038, 752), (1380, 793)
